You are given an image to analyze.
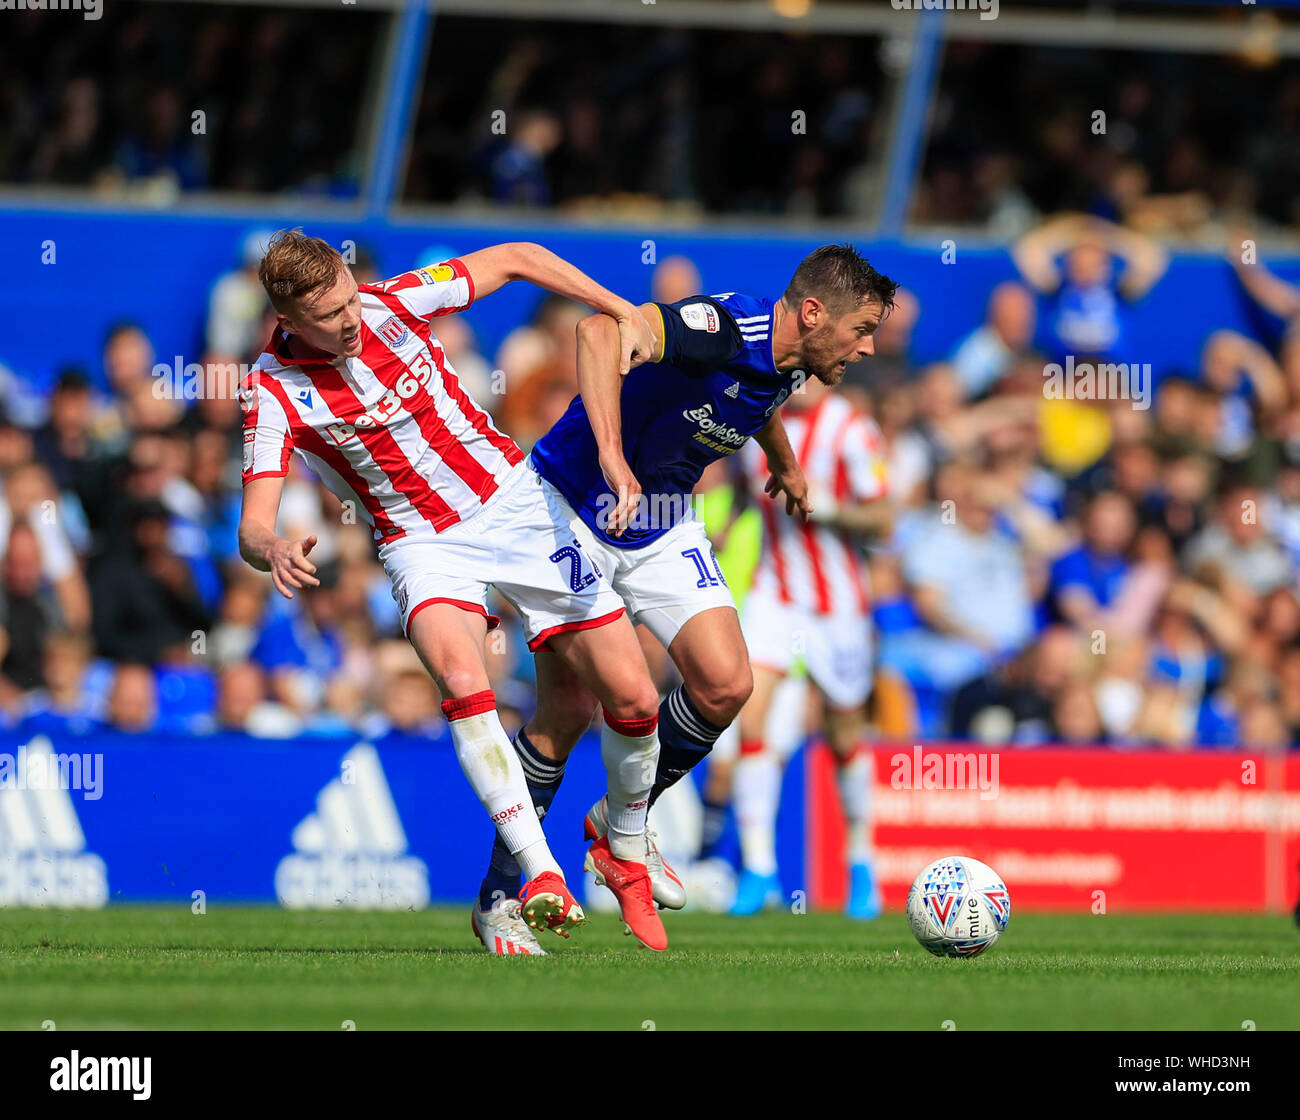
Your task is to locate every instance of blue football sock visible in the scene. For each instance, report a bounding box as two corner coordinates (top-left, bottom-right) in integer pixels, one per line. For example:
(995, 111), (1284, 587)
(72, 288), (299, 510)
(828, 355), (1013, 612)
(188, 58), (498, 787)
(648, 684), (727, 808)
(478, 728), (566, 911)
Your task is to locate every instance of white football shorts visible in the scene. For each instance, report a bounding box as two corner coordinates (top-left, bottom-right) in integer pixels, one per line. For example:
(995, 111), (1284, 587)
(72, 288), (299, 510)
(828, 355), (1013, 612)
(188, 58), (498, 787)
(380, 460), (627, 651)
(741, 586), (874, 710)
(534, 471), (739, 651)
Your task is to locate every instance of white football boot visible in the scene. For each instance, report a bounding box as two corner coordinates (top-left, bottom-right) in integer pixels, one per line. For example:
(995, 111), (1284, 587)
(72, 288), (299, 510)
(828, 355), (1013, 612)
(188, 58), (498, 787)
(584, 796), (687, 910)
(471, 897), (548, 956)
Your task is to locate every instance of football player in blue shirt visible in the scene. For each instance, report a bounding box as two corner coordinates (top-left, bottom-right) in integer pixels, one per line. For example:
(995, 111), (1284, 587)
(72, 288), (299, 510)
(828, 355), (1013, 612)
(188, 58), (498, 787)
(473, 244), (897, 950)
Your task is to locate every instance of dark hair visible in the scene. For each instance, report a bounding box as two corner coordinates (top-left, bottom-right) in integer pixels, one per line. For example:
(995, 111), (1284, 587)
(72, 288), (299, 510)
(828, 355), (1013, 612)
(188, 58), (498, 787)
(54, 366), (90, 393)
(782, 244), (898, 317)
(127, 498), (171, 526)
(1216, 467), (1259, 500)
(312, 559), (341, 591)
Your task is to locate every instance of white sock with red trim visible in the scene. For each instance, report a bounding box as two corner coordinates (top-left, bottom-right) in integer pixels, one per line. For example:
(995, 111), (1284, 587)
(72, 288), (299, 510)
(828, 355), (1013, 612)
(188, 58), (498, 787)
(836, 746), (875, 867)
(443, 690), (562, 882)
(734, 738), (780, 877)
(600, 711), (659, 862)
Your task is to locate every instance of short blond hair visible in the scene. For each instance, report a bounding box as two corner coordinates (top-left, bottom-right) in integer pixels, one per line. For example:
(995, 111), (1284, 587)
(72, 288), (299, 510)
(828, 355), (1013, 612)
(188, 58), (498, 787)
(258, 228), (346, 311)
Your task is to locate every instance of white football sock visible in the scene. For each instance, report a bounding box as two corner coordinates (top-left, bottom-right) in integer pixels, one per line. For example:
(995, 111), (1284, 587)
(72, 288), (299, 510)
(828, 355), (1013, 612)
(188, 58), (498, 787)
(600, 712), (659, 861)
(837, 747), (874, 867)
(734, 745), (780, 877)
(443, 691), (561, 881)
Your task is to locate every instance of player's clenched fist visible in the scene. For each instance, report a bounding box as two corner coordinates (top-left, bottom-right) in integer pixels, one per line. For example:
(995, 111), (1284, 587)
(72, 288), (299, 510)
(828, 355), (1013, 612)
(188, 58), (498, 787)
(268, 534), (320, 600)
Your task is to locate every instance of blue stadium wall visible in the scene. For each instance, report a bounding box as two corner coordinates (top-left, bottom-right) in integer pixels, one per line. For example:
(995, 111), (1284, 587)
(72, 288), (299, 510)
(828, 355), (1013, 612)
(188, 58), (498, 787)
(5, 205), (1300, 391)
(0, 729), (807, 907)
(6, 728), (1296, 912)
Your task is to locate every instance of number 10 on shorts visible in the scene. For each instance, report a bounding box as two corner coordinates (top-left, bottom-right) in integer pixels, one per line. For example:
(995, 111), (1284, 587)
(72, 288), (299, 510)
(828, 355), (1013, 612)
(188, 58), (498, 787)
(682, 547), (727, 589)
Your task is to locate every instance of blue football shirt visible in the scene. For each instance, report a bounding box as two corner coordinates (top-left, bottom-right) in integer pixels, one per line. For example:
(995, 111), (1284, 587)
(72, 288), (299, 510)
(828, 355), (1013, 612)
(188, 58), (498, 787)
(531, 293), (803, 548)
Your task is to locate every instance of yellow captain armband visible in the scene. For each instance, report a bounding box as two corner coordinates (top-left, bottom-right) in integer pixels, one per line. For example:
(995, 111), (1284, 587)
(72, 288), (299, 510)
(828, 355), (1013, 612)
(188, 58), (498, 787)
(642, 302), (667, 363)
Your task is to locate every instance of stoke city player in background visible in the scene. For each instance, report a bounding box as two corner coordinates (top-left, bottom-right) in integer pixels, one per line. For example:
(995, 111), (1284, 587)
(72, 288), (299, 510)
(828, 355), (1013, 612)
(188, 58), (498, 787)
(729, 373), (892, 919)
(237, 230), (672, 954)
(472, 244), (897, 921)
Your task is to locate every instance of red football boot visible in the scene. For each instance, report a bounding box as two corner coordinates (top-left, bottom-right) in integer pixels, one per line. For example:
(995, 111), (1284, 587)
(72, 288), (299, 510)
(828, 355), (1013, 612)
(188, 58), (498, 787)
(518, 871), (586, 940)
(584, 835), (669, 952)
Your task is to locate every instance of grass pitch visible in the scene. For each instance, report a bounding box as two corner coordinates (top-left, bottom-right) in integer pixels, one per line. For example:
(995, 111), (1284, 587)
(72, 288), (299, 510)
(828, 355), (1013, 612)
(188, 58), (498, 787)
(1, 907), (1296, 1030)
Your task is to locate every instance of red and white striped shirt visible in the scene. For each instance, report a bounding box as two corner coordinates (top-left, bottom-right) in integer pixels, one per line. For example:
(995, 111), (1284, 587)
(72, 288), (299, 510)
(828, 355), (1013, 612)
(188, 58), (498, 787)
(240, 259), (522, 542)
(744, 392), (888, 618)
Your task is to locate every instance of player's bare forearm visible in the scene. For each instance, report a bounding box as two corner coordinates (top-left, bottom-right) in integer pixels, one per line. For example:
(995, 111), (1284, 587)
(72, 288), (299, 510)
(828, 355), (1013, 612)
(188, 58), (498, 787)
(576, 311), (648, 535)
(237, 517), (278, 571)
(579, 313), (624, 436)
(239, 476), (284, 570)
(755, 412), (798, 475)
(461, 242), (624, 317)
(576, 313), (627, 457)
(461, 244), (655, 374)
(239, 476), (320, 596)
(576, 299), (665, 451)
(756, 413), (812, 521)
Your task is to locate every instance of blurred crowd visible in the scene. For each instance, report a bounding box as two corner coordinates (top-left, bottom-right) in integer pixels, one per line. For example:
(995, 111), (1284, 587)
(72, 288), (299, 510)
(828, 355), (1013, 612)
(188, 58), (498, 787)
(2, 210), (1300, 752)
(404, 21), (885, 218)
(919, 39), (1300, 236)
(6, 5), (1296, 237)
(0, 3), (378, 197)
(857, 215), (1300, 749)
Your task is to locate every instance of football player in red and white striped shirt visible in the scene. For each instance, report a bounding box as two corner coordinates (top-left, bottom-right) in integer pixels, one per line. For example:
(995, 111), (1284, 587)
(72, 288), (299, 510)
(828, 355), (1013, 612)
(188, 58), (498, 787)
(238, 230), (669, 953)
(730, 374), (893, 919)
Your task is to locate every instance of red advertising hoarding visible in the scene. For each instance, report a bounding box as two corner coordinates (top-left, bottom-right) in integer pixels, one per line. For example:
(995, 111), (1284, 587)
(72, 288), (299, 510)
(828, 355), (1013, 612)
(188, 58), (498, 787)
(807, 744), (1300, 912)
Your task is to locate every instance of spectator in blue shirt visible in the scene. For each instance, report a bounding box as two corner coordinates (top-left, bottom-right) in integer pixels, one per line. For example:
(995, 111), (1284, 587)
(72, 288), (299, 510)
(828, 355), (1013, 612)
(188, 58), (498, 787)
(489, 109), (560, 206)
(1012, 213), (1167, 364)
(16, 631), (105, 737)
(250, 564), (344, 714)
(1049, 489), (1137, 630)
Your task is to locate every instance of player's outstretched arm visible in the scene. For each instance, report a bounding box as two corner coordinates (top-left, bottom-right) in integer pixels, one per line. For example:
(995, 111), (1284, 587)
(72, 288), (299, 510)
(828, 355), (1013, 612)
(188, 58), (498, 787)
(238, 475), (320, 600)
(457, 242), (655, 373)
